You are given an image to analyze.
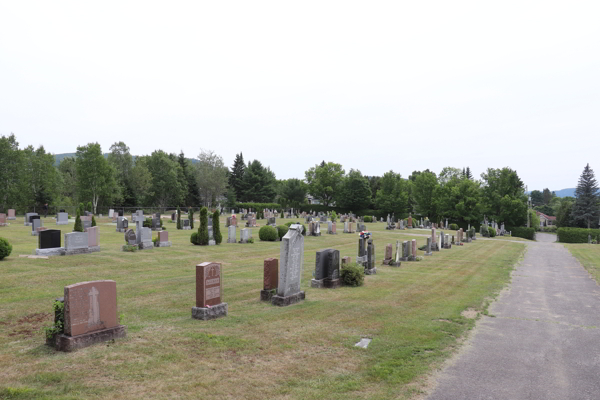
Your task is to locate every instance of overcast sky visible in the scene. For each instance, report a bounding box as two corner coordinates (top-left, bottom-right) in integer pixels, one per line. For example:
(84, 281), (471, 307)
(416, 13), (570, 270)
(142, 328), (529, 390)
(1, 1), (598, 191)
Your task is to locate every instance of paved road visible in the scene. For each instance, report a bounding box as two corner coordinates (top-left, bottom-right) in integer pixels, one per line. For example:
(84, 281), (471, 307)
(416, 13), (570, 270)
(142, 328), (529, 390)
(428, 233), (600, 400)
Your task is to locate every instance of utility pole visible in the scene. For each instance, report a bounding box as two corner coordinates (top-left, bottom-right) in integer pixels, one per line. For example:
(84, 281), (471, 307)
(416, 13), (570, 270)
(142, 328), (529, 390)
(526, 185), (531, 228)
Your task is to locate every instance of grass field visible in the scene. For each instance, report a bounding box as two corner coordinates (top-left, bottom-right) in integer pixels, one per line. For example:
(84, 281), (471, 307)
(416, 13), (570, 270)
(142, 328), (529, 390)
(562, 243), (600, 284)
(0, 215), (524, 399)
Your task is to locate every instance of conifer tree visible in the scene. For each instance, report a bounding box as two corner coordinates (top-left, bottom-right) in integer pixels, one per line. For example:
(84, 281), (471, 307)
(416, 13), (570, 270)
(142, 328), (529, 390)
(228, 152), (246, 201)
(213, 210), (222, 244)
(572, 163), (599, 229)
(189, 207), (194, 229)
(177, 206), (182, 229)
(73, 209), (83, 232)
(465, 167), (473, 180)
(91, 215), (97, 227)
(198, 207), (209, 245)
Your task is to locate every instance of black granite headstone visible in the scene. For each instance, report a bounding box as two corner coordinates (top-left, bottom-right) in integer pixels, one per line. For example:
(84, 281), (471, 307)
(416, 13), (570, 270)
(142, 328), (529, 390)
(39, 229), (61, 249)
(30, 215), (40, 224)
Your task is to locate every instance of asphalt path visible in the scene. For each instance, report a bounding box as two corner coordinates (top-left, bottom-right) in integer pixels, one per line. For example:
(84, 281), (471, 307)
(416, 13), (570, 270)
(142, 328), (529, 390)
(427, 233), (600, 400)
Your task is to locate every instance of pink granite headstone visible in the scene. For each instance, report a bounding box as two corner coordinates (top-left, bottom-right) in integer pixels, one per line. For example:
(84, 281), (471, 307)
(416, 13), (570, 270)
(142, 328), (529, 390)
(8, 209), (15, 219)
(85, 226), (98, 247)
(332, 222), (336, 233)
(0, 213), (5, 224)
(64, 280), (118, 336)
(158, 230), (169, 242)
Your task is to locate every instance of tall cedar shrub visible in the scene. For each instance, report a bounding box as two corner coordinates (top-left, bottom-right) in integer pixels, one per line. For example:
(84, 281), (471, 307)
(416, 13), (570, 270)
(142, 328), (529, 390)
(572, 163), (599, 229)
(78, 203), (84, 216)
(177, 207), (182, 230)
(86, 202), (92, 212)
(189, 208), (194, 229)
(73, 209), (83, 232)
(198, 207), (209, 245)
(91, 215), (97, 227)
(213, 210), (222, 244)
(0, 237), (13, 260)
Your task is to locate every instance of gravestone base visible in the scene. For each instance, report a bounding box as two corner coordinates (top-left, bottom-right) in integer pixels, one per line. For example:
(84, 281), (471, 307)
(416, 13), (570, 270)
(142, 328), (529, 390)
(116, 228), (127, 233)
(157, 241), (172, 247)
(35, 247), (65, 257)
(151, 228), (163, 231)
(311, 279), (324, 288)
(408, 256), (416, 261)
(400, 257), (408, 262)
(7, 217), (16, 220)
(382, 258), (393, 265)
(139, 241), (154, 250)
(0, 223), (7, 227)
(56, 221), (69, 225)
(52, 325), (127, 352)
(227, 238), (236, 243)
(424, 251), (432, 256)
(390, 261), (401, 267)
(192, 303), (228, 320)
(364, 267), (377, 275)
(324, 278), (341, 289)
(328, 231), (337, 235)
(24, 222), (31, 226)
(183, 226), (191, 230)
(209, 240), (216, 246)
(260, 289), (276, 301)
(64, 246), (100, 256)
(271, 291), (305, 307)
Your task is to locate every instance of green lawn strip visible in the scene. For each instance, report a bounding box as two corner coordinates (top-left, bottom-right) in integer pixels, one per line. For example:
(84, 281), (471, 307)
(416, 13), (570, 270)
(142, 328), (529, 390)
(0, 216), (523, 399)
(562, 243), (600, 284)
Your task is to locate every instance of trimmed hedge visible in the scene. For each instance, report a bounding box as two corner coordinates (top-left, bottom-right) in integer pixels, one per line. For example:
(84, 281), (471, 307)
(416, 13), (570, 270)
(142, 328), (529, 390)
(0, 237), (12, 260)
(363, 216), (373, 223)
(488, 227), (496, 237)
(259, 226), (278, 241)
(507, 227), (536, 241)
(449, 223), (459, 231)
(557, 227), (600, 243)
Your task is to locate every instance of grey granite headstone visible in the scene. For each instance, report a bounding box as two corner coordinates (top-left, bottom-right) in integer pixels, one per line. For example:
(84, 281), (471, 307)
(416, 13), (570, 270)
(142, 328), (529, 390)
(65, 232), (89, 250)
(56, 212), (69, 225)
(227, 225), (236, 243)
(277, 224), (304, 297)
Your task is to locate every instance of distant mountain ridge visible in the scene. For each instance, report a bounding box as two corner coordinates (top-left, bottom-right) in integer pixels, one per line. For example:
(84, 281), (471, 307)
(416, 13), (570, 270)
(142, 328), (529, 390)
(553, 188), (575, 198)
(53, 152), (198, 166)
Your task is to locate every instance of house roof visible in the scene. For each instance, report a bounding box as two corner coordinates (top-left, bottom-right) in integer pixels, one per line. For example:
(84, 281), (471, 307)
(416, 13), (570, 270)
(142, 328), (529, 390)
(535, 211), (556, 220)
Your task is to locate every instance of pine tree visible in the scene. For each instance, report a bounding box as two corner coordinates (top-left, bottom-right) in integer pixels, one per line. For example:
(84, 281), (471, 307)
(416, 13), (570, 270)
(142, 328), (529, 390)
(228, 152), (245, 201)
(91, 215), (97, 227)
(462, 167), (466, 178)
(465, 167), (473, 180)
(177, 206), (182, 230)
(189, 207), (194, 229)
(73, 209), (83, 232)
(198, 207), (209, 245)
(572, 163), (599, 229)
(213, 210), (222, 244)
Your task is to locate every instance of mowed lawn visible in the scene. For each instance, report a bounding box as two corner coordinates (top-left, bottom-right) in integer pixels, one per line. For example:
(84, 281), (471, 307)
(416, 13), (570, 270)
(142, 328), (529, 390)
(0, 216), (524, 400)
(562, 243), (600, 284)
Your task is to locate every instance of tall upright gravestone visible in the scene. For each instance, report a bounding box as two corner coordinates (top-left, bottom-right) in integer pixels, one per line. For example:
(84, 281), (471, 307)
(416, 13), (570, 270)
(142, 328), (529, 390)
(192, 262), (228, 320)
(48, 280), (126, 352)
(260, 258), (278, 301)
(272, 224), (305, 306)
(311, 249), (340, 288)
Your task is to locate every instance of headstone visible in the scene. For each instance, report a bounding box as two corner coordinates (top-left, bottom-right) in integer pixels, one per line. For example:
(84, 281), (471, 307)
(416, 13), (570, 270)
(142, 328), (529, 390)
(331, 222), (337, 234)
(227, 225), (236, 243)
(341, 256), (351, 267)
(7, 209), (16, 220)
(183, 219), (191, 230)
(268, 217), (276, 226)
(365, 239), (376, 274)
(231, 215), (237, 226)
(53, 280), (125, 351)
(157, 230), (171, 247)
(192, 262), (228, 320)
(272, 224), (305, 306)
(64, 232), (89, 251)
(85, 226), (99, 248)
(25, 212), (38, 226)
(311, 249), (340, 288)
(408, 215), (413, 228)
(82, 220), (92, 230)
(382, 243), (393, 265)
(125, 229), (136, 245)
(31, 217), (42, 235)
(0, 213), (6, 226)
(239, 228), (251, 243)
(394, 240), (402, 266)
(411, 239), (417, 261)
(260, 258), (279, 301)
(424, 238), (432, 256)
(344, 221), (349, 233)
(139, 227), (153, 249)
(39, 229), (61, 249)
(401, 241), (409, 261)
(56, 212), (69, 225)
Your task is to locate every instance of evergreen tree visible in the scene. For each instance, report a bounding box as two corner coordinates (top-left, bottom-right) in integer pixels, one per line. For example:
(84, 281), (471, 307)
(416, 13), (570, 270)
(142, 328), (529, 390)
(78, 203), (84, 216)
(572, 163), (599, 229)
(189, 207), (194, 229)
(228, 152), (246, 201)
(178, 151), (201, 207)
(91, 215), (97, 227)
(240, 160), (277, 202)
(213, 210), (222, 244)
(465, 167), (473, 180)
(198, 207), (209, 245)
(73, 209), (83, 232)
(177, 206), (182, 230)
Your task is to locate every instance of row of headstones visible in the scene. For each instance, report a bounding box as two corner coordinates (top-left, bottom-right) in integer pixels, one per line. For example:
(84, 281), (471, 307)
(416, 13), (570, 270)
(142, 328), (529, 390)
(36, 227), (100, 256)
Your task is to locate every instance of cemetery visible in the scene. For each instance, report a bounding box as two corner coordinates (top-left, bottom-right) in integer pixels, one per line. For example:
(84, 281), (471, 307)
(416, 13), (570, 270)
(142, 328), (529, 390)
(0, 212), (527, 399)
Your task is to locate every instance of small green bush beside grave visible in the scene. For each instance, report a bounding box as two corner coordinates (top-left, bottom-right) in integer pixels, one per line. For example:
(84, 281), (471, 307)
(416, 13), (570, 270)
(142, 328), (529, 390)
(341, 263), (364, 287)
(259, 226), (278, 241)
(0, 237), (13, 260)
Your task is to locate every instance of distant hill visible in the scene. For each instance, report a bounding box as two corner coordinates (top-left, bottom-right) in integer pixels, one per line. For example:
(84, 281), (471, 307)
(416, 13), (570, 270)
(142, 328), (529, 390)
(553, 188), (575, 198)
(54, 153), (198, 166)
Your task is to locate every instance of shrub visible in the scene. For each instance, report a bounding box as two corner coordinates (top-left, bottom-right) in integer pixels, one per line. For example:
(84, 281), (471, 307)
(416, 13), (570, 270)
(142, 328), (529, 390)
(541, 225), (557, 232)
(363, 216), (372, 223)
(189, 208), (194, 229)
(213, 210), (222, 244)
(78, 203), (84, 216)
(91, 215), (97, 227)
(284, 221), (306, 235)
(143, 217), (152, 228)
(508, 227), (536, 241)
(331, 211), (338, 223)
(276, 225), (289, 239)
(86, 202), (92, 213)
(340, 263), (364, 287)
(43, 300), (64, 339)
(449, 223), (459, 230)
(0, 237), (13, 260)
(153, 236), (159, 246)
(247, 237), (254, 244)
(259, 225), (278, 241)
(488, 227), (496, 237)
(73, 209), (83, 232)
(556, 227), (599, 243)
(122, 244), (138, 252)
(198, 207), (209, 245)
(190, 232), (198, 244)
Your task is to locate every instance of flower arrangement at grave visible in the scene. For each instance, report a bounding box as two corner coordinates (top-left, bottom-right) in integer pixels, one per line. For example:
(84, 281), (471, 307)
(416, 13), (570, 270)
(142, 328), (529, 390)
(213, 210), (222, 244)
(359, 231), (372, 239)
(73, 209), (83, 232)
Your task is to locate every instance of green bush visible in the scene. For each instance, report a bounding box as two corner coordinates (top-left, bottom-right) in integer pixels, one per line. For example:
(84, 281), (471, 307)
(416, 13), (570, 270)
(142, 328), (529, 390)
(488, 227), (496, 237)
(331, 211), (337, 223)
(557, 227), (599, 243)
(259, 225), (278, 241)
(0, 237), (13, 260)
(198, 207), (209, 245)
(73, 209), (83, 232)
(143, 217), (152, 228)
(213, 210), (222, 244)
(449, 223), (459, 230)
(508, 227), (536, 240)
(91, 215), (97, 227)
(86, 202), (92, 212)
(340, 263), (364, 287)
(541, 225), (557, 232)
(122, 244), (138, 252)
(284, 221), (306, 235)
(276, 225), (289, 239)
(363, 216), (372, 223)
(78, 203), (84, 216)
(190, 232), (198, 244)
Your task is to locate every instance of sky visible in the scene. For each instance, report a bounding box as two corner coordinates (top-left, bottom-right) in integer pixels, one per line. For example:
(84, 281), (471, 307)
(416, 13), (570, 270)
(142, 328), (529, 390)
(1, 1), (599, 191)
